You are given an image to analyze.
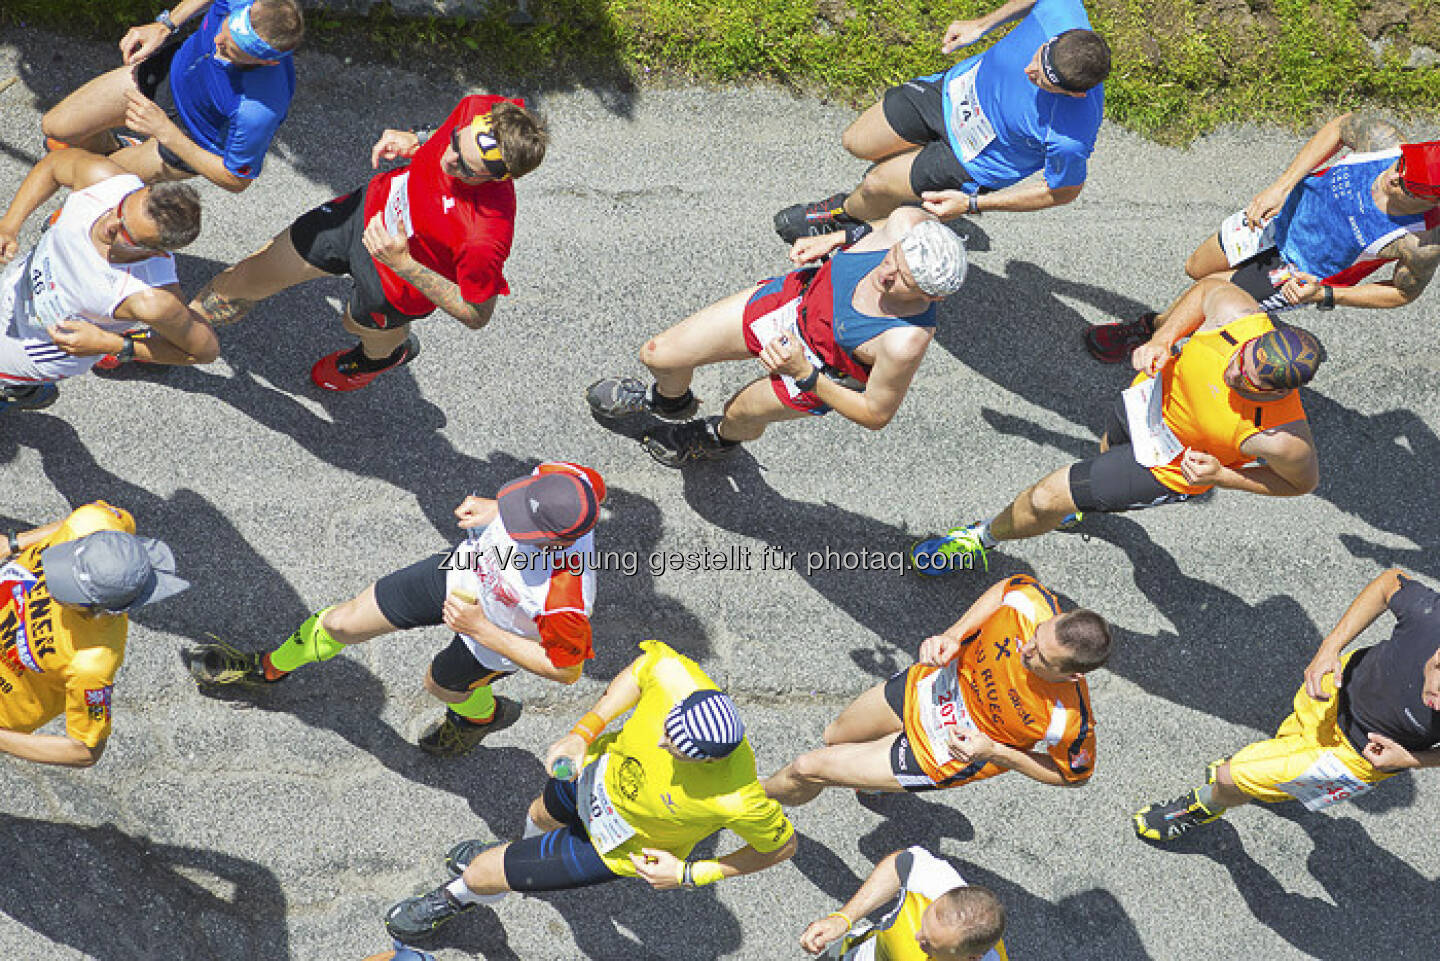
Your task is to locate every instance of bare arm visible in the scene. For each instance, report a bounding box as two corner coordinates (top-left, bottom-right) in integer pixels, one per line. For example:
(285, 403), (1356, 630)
(1360, 228), (1440, 307)
(1214, 420), (1320, 496)
(921, 181), (1082, 221)
(803, 330), (930, 430)
(0, 149), (127, 256)
(917, 577), (1012, 665)
(983, 741), (1083, 786)
(361, 212), (496, 328)
(440, 600), (583, 684)
(113, 285), (221, 364)
(123, 91), (251, 193)
(631, 834), (797, 890)
(0, 729), (106, 768)
(0, 519), (64, 561)
(1302, 568), (1404, 699)
(942, 0), (1038, 52)
(120, 0), (213, 64)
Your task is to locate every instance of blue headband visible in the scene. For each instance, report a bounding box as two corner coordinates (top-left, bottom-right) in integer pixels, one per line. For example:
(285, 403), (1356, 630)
(226, 4), (284, 61)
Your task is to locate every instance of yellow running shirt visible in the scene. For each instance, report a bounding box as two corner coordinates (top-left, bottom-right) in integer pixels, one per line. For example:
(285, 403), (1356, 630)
(0, 502), (135, 747)
(581, 640), (794, 877)
(839, 847), (1008, 961)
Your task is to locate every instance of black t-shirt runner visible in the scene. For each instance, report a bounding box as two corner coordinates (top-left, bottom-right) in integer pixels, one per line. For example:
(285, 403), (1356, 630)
(1339, 576), (1440, 754)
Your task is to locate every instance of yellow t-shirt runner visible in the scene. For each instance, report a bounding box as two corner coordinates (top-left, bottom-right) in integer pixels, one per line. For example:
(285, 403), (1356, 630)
(582, 640), (794, 876)
(0, 502), (135, 747)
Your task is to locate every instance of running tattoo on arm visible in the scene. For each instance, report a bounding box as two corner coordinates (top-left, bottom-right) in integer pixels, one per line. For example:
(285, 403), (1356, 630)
(1386, 230), (1440, 302)
(191, 285), (257, 327)
(388, 259), (489, 327)
(1338, 112), (1403, 152)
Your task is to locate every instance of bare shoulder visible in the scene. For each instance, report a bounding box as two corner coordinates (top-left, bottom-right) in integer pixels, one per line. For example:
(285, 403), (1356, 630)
(1247, 418), (1316, 458)
(876, 323), (935, 363)
(1338, 112), (1403, 152)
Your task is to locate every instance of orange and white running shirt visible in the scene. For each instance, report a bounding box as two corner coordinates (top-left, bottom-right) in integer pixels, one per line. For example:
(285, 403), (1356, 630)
(903, 575), (1096, 784)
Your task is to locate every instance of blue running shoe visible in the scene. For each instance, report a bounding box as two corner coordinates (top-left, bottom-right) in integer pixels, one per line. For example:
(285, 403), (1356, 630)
(0, 383), (59, 412)
(909, 524), (989, 575)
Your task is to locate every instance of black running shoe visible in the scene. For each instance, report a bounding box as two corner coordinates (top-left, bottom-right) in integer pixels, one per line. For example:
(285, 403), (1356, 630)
(417, 699), (520, 756)
(640, 417), (737, 468)
(0, 382), (59, 412)
(182, 641), (282, 687)
(586, 377), (698, 421)
(445, 839), (504, 877)
(384, 888), (473, 941)
(774, 192), (854, 243)
(1132, 789), (1224, 842)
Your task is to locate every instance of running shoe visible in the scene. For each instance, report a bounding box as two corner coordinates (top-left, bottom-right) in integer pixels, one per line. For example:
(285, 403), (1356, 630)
(586, 376), (698, 421)
(1132, 789), (1224, 842)
(384, 888), (473, 941)
(774, 192), (854, 244)
(0, 383), (59, 412)
(417, 699), (520, 757)
(1083, 312), (1156, 363)
(182, 641), (284, 687)
(909, 524), (989, 575)
(640, 417), (736, 468)
(311, 336), (421, 392)
(445, 839), (504, 877)
(1058, 512), (1085, 530)
(362, 940), (436, 961)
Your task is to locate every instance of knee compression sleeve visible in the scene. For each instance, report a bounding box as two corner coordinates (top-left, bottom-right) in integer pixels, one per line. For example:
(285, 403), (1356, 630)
(269, 607), (346, 673)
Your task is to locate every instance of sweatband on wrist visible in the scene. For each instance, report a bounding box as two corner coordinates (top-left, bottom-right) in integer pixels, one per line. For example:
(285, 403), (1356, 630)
(687, 860), (725, 886)
(571, 710), (605, 744)
(827, 911), (854, 931)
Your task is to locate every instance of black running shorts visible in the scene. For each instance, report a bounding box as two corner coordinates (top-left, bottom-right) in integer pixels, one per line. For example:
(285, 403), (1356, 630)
(1069, 398), (1192, 513)
(288, 186), (431, 330)
(882, 76), (979, 195)
(430, 632), (514, 694)
(501, 778), (623, 891)
(1227, 245), (1298, 313)
(883, 668), (987, 793)
(131, 37), (198, 175)
(373, 550), (448, 630)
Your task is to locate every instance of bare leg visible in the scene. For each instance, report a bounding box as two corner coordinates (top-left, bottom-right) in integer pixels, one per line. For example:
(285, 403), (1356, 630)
(822, 682), (904, 745)
(422, 667), (472, 705)
(844, 150), (922, 222)
(42, 65), (137, 150)
(989, 465), (1078, 541)
(640, 287), (756, 398)
(320, 584), (397, 645)
(841, 102), (918, 163)
(1211, 761), (1254, 809)
(459, 840), (515, 896)
(108, 138), (194, 184)
(715, 376), (810, 442)
(191, 228), (329, 326)
(763, 736), (904, 806)
(341, 310), (410, 360)
(1184, 233), (1231, 281)
(527, 794), (564, 831)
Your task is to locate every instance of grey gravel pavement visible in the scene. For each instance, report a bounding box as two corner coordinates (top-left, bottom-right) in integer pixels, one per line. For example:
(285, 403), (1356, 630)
(0, 25), (1437, 961)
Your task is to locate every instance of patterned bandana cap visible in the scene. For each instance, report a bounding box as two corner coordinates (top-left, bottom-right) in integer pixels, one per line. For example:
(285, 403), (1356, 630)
(664, 690), (745, 760)
(1250, 326), (1324, 389)
(899, 220), (967, 296)
(225, 4), (284, 61)
(465, 114), (511, 181)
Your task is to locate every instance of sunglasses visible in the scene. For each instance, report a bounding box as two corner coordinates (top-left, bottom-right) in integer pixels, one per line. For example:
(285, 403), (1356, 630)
(450, 126), (511, 181)
(114, 190), (161, 251)
(1397, 154), (1440, 200)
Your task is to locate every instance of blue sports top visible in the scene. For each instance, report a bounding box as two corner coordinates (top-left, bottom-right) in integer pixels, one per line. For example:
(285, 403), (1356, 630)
(828, 249), (937, 357)
(168, 0), (296, 178)
(1273, 149), (1429, 280)
(936, 0), (1102, 191)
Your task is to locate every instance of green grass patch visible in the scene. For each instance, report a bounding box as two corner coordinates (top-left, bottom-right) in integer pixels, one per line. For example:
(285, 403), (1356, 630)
(4, 1), (1438, 144)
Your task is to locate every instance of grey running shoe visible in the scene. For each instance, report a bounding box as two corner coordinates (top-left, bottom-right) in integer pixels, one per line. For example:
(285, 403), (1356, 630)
(586, 376), (698, 421)
(384, 887), (473, 941)
(445, 839), (505, 877)
(417, 699), (520, 756)
(640, 417), (737, 468)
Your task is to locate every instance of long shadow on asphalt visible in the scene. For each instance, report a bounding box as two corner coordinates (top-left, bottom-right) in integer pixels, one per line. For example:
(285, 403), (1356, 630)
(0, 814), (288, 960)
(1154, 805), (1437, 961)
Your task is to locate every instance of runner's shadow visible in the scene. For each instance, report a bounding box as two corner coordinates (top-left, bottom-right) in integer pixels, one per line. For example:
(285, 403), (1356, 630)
(0, 815), (288, 961)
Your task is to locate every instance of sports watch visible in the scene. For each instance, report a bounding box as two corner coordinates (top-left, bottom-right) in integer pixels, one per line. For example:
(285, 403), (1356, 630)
(1318, 285), (1335, 311)
(115, 334), (138, 364)
(794, 365), (822, 392)
(156, 9), (179, 34)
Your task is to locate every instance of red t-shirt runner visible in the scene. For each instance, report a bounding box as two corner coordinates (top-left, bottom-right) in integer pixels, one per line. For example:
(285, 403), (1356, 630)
(362, 94), (519, 316)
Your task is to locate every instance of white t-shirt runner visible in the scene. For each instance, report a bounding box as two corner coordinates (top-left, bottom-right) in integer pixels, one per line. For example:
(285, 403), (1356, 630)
(0, 174), (177, 384)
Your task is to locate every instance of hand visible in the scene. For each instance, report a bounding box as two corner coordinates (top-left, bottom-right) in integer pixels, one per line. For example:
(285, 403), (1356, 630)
(441, 592), (491, 640)
(48, 320), (122, 357)
(370, 129), (422, 169)
(119, 22), (171, 65)
(946, 727), (995, 764)
(1303, 652), (1344, 700)
(758, 334), (812, 379)
(918, 633), (960, 666)
(1363, 732), (1418, 772)
(941, 18), (987, 53)
(1131, 340), (1174, 377)
(361, 212), (412, 269)
(920, 189), (969, 220)
(629, 848), (684, 890)
(789, 232), (844, 266)
(0, 228), (19, 266)
(1243, 184), (1289, 228)
(1281, 272), (1325, 306)
(123, 89), (171, 140)
(1179, 448), (1223, 485)
(544, 732), (587, 779)
(799, 914), (850, 955)
(454, 495), (498, 530)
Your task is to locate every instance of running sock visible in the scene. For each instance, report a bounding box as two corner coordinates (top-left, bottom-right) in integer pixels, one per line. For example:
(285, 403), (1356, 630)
(268, 607), (344, 673)
(649, 385), (695, 415)
(352, 340), (411, 372)
(709, 419), (741, 448)
(445, 876), (508, 905)
(449, 685), (498, 724)
(975, 520), (998, 549)
(523, 815), (545, 839)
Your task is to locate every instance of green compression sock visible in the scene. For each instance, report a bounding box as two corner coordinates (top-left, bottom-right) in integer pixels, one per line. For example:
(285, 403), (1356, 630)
(269, 607), (345, 673)
(450, 684), (497, 723)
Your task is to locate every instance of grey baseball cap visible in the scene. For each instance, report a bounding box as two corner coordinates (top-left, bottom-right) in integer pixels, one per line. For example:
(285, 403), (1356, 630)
(41, 531), (189, 612)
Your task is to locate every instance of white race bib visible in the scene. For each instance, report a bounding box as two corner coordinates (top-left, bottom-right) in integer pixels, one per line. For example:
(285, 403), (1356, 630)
(1122, 376), (1185, 468)
(1218, 209), (1278, 267)
(746, 297), (825, 399)
(1278, 752), (1375, 811)
(914, 668), (978, 759)
(578, 754), (638, 852)
(946, 65), (997, 163)
(381, 171), (415, 238)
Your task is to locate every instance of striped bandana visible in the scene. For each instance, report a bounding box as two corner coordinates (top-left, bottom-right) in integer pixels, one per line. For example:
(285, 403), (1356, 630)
(664, 690), (745, 760)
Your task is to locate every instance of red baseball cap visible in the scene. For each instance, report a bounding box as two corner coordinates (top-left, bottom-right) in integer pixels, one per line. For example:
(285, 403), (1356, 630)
(497, 462), (604, 546)
(1399, 141), (1440, 200)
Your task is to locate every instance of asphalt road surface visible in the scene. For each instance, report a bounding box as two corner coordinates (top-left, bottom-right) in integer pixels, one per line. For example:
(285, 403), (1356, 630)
(1, 26), (1437, 961)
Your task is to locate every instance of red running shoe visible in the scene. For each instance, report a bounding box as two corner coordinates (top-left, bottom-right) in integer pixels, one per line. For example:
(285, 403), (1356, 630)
(93, 353), (123, 370)
(310, 336), (420, 391)
(1083, 312), (1157, 363)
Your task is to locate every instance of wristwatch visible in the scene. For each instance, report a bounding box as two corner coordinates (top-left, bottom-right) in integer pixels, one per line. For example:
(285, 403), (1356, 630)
(156, 9), (179, 34)
(967, 192), (981, 216)
(794, 366), (821, 392)
(6, 531), (20, 558)
(1318, 285), (1335, 311)
(115, 335), (137, 364)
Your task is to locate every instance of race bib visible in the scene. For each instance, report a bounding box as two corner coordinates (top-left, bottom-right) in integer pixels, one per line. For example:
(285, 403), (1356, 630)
(1122, 377), (1184, 468)
(7, 250), (70, 340)
(914, 668), (978, 757)
(381, 172), (415, 238)
(746, 297), (825, 398)
(577, 754), (637, 852)
(1218, 209), (1277, 267)
(945, 65), (997, 163)
(1277, 752), (1375, 811)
